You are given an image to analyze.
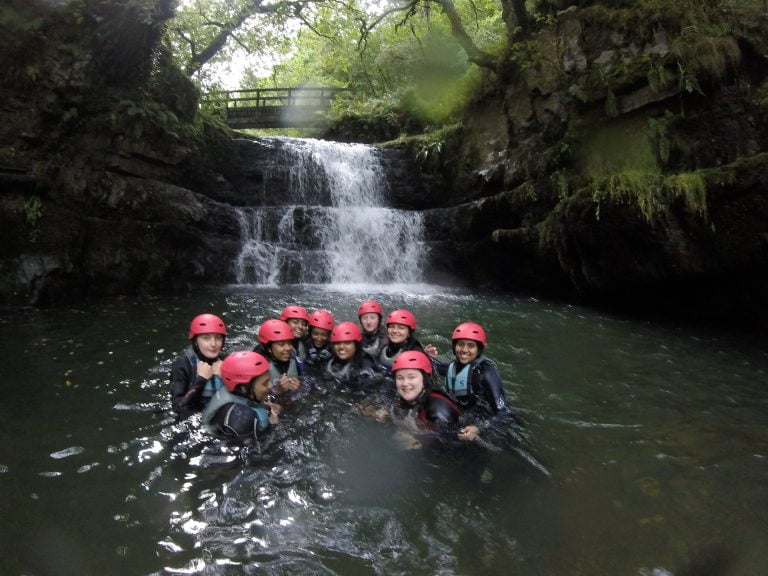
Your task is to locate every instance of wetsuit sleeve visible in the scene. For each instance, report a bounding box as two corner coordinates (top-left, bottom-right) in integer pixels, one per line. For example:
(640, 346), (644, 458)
(426, 392), (461, 426)
(479, 364), (507, 414)
(466, 363), (512, 433)
(409, 338), (426, 354)
(357, 354), (385, 388)
(293, 349), (307, 377)
(432, 358), (450, 376)
(170, 355), (207, 416)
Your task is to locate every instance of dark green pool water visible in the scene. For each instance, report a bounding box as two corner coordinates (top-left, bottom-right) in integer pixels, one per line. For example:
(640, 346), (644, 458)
(1, 285), (766, 575)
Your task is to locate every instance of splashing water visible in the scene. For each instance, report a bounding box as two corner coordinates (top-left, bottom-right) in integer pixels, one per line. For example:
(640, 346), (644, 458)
(235, 138), (425, 285)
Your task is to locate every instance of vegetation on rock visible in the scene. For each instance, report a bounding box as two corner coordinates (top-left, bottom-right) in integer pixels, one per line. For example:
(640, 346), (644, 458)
(1, 0), (767, 328)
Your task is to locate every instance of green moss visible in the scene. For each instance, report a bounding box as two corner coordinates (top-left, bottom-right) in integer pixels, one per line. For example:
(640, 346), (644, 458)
(590, 170), (707, 222)
(665, 172), (707, 217)
(580, 116), (660, 178)
(576, 114), (708, 221)
(386, 124), (464, 172)
(670, 26), (741, 95)
(24, 196), (43, 242)
(573, 2), (743, 107)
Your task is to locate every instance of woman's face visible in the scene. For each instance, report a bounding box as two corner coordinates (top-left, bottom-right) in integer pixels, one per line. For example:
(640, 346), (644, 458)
(195, 333), (224, 359)
(395, 368), (424, 403)
(286, 318), (308, 339)
(270, 340), (294, 362)
(359, 313), (380, 333)
(387, 322), (409, 344)
(333, 340), (357, 361)
(250, 372), (272, 401)
(454, 339), (480, 365)
(311, 327), (331, 349)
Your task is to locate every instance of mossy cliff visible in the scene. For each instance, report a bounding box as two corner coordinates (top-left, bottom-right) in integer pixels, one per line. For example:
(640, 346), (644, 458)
(2, 1), (767, 331)
(416, 1), (768, 329)
(0, 0), (245, 303)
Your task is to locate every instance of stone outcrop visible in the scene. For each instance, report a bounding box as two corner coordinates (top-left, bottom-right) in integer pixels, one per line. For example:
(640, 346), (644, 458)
(3, 2), (768, 331)
(0, 145), (242, 305)
(0, 129), (429, 305)
(413, 4), (768, 329)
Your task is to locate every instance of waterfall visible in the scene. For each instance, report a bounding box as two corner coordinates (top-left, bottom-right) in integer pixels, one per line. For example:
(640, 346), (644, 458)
(235, 138), (425, 286)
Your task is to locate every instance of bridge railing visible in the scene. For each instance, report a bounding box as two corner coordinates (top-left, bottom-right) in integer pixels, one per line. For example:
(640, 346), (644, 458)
(201, 87), (348, 124)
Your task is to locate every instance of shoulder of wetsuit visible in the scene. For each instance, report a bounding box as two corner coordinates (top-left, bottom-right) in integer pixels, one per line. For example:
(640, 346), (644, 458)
(426, 390), (460, 424)
(182, 346), (197, 366)
(407, 337), (425, 352)
(220, 403), (258, 439)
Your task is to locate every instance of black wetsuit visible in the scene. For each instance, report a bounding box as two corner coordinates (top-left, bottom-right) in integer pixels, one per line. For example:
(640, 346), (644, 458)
(253, 343), (302, 390)
(361, 325), (388, 357)
(293, 337), (309, 363)
(378, 336), (426, 372)
(392, 387), (460, 433)
(325, 349), (385, 389)
(202, 387), (272, 441)
(169, 346), (226, 418)
(304, 343), (333, 376)
(435, 356), (508, 431)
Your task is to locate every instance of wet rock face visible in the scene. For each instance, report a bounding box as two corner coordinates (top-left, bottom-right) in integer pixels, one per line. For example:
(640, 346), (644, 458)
(0, 152), (242, 305)
(0, 134), (432, 305)
(410, 7), (768, 330)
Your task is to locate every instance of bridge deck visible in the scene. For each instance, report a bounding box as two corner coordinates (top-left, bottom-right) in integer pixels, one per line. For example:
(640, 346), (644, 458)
(203, 87), (346, 129)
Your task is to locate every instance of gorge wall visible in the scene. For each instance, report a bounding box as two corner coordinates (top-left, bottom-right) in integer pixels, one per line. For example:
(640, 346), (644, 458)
(2, 1), (767, 331)
(411, 4), (768, 330)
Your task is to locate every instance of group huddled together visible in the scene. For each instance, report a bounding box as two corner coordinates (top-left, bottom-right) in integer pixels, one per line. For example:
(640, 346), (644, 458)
(169, 300), (510, 448)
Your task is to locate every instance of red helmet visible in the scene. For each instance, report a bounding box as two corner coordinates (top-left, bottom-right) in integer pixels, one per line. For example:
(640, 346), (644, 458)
(258, 319), (294, 344)
(357, 300), (383, 317)
(331, 321), (362, 343)
(452, 322), (487, 347)
(221, 351), (269, 391)
(280, 305), (310, 323)
(386, 309), (417, 331)
(392, 350), (433, 374)
(309, 309), (335, 331)
(189, 314), (227, 339)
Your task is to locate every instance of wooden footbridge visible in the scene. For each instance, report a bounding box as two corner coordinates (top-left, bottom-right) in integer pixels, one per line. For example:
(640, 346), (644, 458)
(202, 87), (347, 129)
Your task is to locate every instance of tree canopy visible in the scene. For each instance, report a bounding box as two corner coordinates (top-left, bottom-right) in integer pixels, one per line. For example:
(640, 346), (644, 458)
(167, 0), (513, 129)
(167, 0), (513, 83)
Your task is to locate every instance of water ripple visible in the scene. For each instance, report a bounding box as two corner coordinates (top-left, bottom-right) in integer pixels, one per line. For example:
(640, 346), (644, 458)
(50, 446), (85, 459)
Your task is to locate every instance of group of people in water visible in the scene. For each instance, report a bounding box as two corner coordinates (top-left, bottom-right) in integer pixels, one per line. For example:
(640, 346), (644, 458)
(169, 300), (510, 448)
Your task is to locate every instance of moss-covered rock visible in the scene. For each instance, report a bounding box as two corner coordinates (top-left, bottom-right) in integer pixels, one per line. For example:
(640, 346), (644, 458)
(423, 1), (768, 329)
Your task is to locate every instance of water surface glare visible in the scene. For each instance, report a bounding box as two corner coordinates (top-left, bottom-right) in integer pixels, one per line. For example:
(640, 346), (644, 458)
(1, 286), (767, 575)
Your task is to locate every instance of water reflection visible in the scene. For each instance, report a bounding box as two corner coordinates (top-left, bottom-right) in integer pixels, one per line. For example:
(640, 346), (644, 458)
(1, 288), (767, 575)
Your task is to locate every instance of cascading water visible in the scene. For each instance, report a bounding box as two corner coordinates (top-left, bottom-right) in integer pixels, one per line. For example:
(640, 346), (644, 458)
(234, 138), (425, 285)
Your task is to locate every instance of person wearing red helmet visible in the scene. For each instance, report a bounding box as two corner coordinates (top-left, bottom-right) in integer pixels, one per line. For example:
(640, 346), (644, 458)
(378, 309), (427, 372)
(304, 309), (335, 374)
(169, 313), (228, 418)
(357, 300), (388, 357)
(324, 321), (384, 387)
(427, 322), (508, 442)
(253, 319), (302, 395)
(389, 351), (459, 440)
(202, 351), (281, 441)
(280, 305), (311, 362)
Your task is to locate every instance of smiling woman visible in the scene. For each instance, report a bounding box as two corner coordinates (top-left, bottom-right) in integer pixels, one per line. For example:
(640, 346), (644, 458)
(326, 321), (384, 386)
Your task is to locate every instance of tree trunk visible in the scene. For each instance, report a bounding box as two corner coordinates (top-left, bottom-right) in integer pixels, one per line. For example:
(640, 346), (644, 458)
(433, 0), (496, 70)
